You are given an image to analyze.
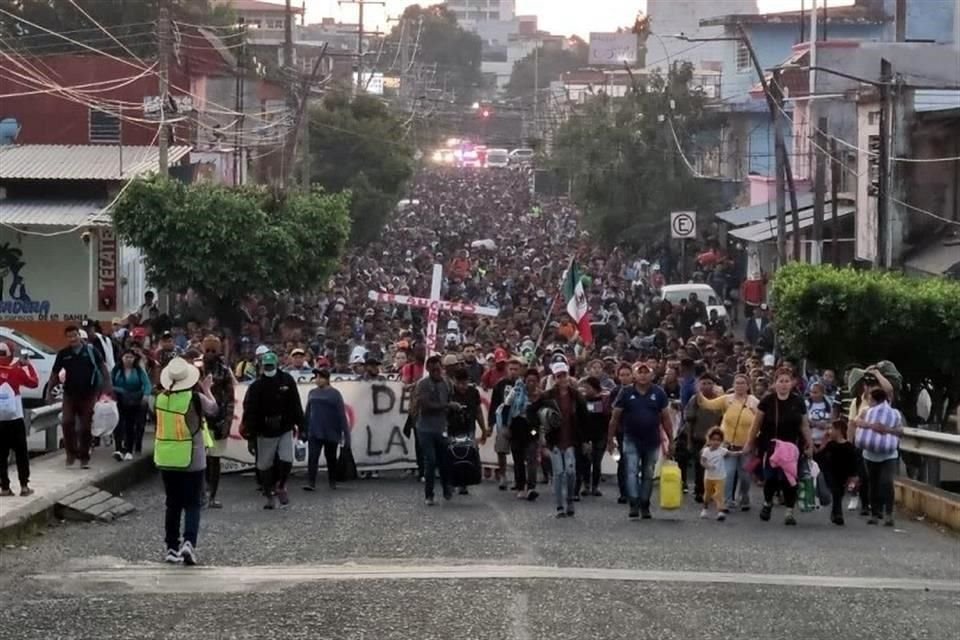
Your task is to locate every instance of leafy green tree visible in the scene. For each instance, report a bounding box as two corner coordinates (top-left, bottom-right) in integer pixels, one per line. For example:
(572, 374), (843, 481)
(0, 1), (236, 57)
(551, 62), (714, 249)
(378, 3), (483, 104)
(506, 38), (588, 99)
(111, 177), (351, 325)
(307, 91), (414, 245)
(772, 263), (960, 428)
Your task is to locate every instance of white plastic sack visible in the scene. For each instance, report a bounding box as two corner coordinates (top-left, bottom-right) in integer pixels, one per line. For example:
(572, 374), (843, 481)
(92, 397), (119, 438)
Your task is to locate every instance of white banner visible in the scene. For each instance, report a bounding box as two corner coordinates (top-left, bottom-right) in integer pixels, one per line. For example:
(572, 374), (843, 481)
(222, 378), (621, 475)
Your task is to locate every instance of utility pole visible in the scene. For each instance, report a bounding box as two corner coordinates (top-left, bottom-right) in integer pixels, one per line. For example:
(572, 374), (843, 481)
(284, 0), (294, 72)
(234, 19), (246, 186)
(339, 0), (385, 94)
(157, 0), (170, 175)
(533, 43), (540, 141)
(737, 25), (800, 265)
(285, 44), (328, 188)
(773, 81), (788, 266)
(399, 17), (409, 109)
(813, 116), (827, 265)
(830, 137), (840, 265)
(877, 58), (892, 268)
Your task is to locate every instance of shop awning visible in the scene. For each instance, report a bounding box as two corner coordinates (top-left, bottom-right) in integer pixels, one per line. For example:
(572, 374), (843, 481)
(716, 194), (817, 228)
(904, 238), (960, 277)
(0, 200), (111, 227)
(728, 206), (855, 244)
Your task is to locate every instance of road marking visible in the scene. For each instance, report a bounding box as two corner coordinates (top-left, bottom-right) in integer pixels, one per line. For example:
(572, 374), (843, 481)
(509, 592), (531, 640)
(30, 561), (960, 594)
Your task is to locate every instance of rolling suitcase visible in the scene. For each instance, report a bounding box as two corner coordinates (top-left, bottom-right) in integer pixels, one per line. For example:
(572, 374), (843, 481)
(445, 436), (482, 487)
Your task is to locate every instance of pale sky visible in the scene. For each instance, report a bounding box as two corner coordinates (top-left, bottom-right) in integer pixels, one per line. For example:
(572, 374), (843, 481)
(305, 0), (855, 38)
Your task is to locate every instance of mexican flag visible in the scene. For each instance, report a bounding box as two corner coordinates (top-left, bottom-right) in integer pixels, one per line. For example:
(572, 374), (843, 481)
(563, 261), (592, 344)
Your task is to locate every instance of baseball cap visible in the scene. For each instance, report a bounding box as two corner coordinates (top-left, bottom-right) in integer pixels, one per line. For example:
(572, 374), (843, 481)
(550, 361), (569, 376)
(255, 345), (270, 357)
(131, 327), (146, 339)
(290, 348), (306, 356)
(312, 367), (331, 379)
(494, 347), (508, 363)
(634, 362), (652, 372)
(261, 352), (279, 367)
(441, 354), (460, 367)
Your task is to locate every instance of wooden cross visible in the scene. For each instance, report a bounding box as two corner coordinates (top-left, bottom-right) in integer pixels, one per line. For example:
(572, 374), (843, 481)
(367, 263), (499, 353)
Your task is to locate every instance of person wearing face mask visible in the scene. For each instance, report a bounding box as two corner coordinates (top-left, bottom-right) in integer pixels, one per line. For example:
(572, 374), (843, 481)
(243, 352), (304, 510)
(0, 344), (39, 497)
(199, 336), (236, 509)
(48, 325), (112, 469)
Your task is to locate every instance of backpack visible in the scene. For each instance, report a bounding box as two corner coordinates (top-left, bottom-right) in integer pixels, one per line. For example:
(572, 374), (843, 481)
(82, 344), (103, 392)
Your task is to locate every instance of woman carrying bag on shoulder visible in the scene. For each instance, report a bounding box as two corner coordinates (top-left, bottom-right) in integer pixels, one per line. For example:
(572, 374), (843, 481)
(154, 358), (218, 566)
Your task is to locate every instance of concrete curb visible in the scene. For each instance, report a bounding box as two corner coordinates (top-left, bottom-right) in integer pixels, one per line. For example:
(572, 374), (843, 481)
(0, 452), (155, 544)
(895, 477), (960, 532)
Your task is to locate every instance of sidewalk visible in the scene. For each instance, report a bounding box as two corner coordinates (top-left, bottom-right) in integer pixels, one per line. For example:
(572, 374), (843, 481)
(0, 435), (154, 541)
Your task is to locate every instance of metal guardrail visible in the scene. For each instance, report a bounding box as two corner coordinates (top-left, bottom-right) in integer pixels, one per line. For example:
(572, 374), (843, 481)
(900, 427), (960, 464)
(25, 403), (62, 452)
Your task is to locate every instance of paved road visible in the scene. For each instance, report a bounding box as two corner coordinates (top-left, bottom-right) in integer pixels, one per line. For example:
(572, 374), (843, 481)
(1, 472), (958, 640)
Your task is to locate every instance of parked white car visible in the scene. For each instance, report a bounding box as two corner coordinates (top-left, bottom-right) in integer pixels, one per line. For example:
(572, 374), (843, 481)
(485, 148), (509, 168)
(509, 148), (535, 165)
(660, 284), (728, 319)
(0, 326), (61, 404)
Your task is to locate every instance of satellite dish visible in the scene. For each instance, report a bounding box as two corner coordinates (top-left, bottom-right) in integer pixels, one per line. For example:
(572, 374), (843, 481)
(0, 118), (20, 145)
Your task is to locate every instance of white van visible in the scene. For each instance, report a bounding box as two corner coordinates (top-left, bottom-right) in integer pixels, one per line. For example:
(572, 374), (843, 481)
(486, 148), (509, 168)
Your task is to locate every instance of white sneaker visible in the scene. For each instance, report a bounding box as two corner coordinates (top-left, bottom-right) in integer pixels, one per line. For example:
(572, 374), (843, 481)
(112, 451), (123, 462)
(123, 452), (133, 461)
(180, 541), (198, 566)
(716, 512), (726, 522)
(699, 508), (709, 519)
(164, 549), (182, 564)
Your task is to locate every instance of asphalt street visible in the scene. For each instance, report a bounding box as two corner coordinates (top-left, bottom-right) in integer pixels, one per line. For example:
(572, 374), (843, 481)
(1, 472), (958, 640)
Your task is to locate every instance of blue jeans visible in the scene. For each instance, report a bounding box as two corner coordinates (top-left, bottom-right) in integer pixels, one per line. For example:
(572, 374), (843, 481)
(550, 446), (576, 509)
(723, 452), (751, 507)
(161, 470), (203, 551)
(417, 429), (450, 500)
(623, 437), (659, 508)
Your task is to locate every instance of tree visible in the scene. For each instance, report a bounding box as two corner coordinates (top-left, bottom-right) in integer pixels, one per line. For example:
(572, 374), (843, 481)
(551, 63), (715, 249)
(506, 38), (588, 99)
(772, 263), (960, 429)
(307, 91), (414, 245)
(378, 3), (483, 104)
(111, 177), (351, 326)
(0, 1), (236, 57)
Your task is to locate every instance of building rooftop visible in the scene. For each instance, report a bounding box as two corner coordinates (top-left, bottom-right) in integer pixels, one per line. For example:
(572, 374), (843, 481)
(214, 0), (303, 14)
(701, 3), (890, 27)
(0, 145), (192, 181)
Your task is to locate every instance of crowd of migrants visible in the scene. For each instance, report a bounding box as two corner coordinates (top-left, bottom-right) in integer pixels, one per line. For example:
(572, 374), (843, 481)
(0, 168), (906, 566)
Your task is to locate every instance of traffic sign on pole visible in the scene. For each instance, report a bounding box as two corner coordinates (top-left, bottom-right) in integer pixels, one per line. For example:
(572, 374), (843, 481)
(671, 211), (697, 239)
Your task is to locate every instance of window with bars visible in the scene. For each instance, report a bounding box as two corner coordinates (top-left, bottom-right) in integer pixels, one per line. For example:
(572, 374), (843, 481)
(736, 41), (750, 71)
(89, 108), (120, 144)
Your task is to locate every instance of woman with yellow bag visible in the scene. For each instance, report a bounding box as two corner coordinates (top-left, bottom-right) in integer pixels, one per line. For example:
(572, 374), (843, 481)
(154, 358), (218, 566)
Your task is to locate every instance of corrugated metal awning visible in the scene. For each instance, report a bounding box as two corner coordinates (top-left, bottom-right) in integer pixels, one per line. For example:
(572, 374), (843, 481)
(729, 206), (855, 243)
(0, 144), (191, 180)
(914, 89), (960, 113)
(716, 194), (817, 227)
(0, 200), (111, 227)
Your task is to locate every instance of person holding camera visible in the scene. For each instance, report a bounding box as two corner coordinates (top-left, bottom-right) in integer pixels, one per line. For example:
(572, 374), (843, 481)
(0, 344), (39, 497)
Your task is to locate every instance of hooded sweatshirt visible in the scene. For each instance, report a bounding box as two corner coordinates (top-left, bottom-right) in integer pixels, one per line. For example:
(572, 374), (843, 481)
(304, 385), (351, 446)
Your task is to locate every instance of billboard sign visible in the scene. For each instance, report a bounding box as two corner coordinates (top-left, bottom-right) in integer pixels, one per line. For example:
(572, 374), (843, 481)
(589, 32), (639, 66)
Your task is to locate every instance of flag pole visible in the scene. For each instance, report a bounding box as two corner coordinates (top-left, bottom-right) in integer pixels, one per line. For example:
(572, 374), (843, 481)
(532, 255), (576, 356)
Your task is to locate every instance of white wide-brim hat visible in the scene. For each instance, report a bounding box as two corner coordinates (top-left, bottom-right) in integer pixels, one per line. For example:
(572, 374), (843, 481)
(160, 357), (201, 392)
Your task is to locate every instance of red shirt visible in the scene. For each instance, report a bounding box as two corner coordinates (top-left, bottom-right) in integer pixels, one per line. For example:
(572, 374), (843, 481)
(0, 360), (39, 420)
(481, 366), (507, 390)
(401, 362), (425, 385)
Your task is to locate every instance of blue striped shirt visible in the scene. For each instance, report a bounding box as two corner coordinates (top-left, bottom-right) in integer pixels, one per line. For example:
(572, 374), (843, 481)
(863, 401), (901, 462)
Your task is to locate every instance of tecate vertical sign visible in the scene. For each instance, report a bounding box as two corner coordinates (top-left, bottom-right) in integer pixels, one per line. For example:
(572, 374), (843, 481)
(588, 32), (639, 66)
(98, 228), (117, 313)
